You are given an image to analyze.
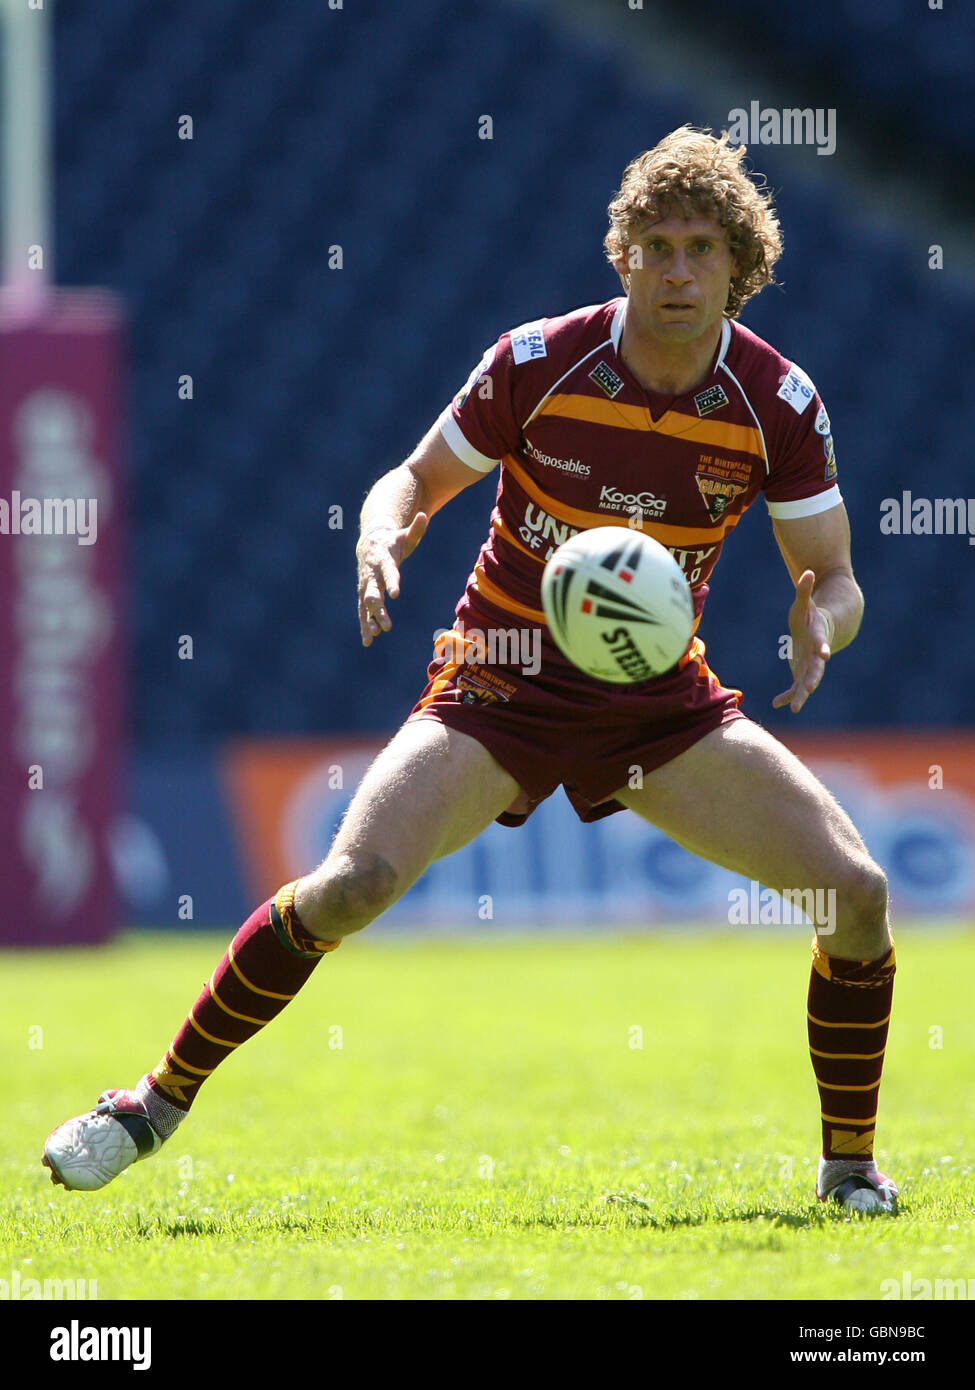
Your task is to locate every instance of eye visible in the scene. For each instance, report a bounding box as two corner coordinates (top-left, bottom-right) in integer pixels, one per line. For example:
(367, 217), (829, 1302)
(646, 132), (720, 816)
(693, 241), (712, 254)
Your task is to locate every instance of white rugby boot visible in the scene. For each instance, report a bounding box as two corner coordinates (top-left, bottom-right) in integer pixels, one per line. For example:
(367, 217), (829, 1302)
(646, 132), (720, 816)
(42, 1080), (176, 1191)
(816, 1155), (899, 1213)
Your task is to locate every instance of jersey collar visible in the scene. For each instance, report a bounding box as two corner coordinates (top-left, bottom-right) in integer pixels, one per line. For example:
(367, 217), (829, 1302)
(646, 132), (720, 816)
(611, 299), (732, 373)
(716, 315), (732, 367)
(610, 298), (626, 352)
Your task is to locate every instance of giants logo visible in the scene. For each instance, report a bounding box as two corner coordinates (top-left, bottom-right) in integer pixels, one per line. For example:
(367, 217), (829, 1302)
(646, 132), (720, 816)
(696, 474), (746, 522)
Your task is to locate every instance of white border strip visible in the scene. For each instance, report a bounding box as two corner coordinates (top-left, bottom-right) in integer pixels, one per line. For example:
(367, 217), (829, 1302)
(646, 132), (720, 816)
(523, 337), (611, 428)
(719, 358), (769, 475)
(766, 485), (843, 519)
(438, 407), (500, 472)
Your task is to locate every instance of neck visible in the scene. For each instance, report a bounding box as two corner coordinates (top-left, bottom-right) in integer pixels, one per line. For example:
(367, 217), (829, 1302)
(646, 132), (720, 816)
(620, 314), (723, 395)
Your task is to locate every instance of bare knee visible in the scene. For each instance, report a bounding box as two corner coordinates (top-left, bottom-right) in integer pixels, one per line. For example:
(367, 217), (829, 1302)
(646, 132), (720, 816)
(295, 852), (399, 938)
(842, 858), (888, 928)
(825, 857), (889, 959)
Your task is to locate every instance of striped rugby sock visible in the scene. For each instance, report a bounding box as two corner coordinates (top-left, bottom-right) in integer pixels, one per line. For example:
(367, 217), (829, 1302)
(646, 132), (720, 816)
(807, 938), (896, 1160)
(147, 882), (340, 1111)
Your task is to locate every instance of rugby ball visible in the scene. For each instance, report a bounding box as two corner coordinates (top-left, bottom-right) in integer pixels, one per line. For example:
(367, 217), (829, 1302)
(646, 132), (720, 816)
(540, 527), (694, 682)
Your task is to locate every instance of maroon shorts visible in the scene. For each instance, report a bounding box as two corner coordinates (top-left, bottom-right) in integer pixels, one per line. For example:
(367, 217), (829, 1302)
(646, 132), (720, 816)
(405, 629), (745, 826)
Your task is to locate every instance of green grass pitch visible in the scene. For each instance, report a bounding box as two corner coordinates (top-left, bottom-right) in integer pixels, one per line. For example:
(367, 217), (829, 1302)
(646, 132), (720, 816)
(2, 928), (973, 1301)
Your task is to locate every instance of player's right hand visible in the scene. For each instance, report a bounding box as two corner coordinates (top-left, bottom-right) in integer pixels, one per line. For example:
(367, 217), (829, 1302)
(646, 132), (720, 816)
(356, 511), (428, 646)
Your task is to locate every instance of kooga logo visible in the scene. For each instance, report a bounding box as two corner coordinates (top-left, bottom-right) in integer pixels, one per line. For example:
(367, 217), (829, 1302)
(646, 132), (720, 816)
(599, 485), (667, 515)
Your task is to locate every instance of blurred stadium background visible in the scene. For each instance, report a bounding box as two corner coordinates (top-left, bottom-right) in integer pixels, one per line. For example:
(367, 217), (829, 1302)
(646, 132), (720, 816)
(2, 0), (973, 945)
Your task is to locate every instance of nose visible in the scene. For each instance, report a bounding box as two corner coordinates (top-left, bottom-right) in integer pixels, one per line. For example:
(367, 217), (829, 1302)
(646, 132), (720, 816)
(663, 250), (693, 285)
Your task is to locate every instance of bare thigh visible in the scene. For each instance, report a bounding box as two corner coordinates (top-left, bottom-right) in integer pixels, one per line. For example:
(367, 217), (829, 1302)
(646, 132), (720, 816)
(295, 718), (520, 938)
(613, 718), (890, 959)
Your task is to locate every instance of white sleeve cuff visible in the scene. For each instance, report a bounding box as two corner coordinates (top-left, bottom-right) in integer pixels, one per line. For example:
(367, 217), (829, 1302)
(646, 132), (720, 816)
(438, 408), (501, 473)
(766, 485), (843, 520)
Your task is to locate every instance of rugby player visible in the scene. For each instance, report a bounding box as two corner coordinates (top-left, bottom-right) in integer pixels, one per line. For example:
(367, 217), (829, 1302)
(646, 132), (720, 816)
(44, 127), (897, 1213)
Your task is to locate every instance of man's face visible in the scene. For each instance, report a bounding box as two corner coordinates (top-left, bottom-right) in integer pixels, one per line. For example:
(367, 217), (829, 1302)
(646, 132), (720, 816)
(617, 214), (735, 345)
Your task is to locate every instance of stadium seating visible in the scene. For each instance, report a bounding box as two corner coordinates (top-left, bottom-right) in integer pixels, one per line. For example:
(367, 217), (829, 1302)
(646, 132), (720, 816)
(52, 0), (974, 741)
(650, 0), (971, 171)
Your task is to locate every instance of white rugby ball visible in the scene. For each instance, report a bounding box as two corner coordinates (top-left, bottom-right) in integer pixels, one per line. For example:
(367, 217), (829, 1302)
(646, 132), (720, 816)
(540, 526), (694, 682)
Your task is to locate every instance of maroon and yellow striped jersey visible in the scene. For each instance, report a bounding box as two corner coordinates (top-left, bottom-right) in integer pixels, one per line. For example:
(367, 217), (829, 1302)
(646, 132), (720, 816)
(438, 297), (841, 671)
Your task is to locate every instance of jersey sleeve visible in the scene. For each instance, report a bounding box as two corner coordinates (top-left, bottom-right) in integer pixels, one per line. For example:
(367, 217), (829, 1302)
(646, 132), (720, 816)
(438, 321), (549, 472)
(762, 363), (842, 519)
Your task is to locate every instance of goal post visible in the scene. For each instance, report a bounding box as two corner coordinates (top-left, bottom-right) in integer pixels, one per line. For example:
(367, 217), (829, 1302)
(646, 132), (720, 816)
(0, 0), (127, 945)
(1, 0), (52, 293)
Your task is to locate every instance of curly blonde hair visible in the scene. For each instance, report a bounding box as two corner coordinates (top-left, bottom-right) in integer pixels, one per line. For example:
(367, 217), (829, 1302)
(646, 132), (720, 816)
(604, 126), (782, 318)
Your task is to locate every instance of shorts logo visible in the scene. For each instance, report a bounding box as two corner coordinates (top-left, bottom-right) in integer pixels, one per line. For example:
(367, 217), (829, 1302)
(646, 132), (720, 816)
(456, 671), (512, 705)
(510, 321), (547, 364)
(589, 360), (625, 399)
(693, 384), (729, 417)
(696, 474), (746, 521)
(776, 363), (816, 415)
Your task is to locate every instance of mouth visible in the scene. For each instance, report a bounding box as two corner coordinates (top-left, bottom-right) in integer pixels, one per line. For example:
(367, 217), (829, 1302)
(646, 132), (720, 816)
(659, 301), (695, 312)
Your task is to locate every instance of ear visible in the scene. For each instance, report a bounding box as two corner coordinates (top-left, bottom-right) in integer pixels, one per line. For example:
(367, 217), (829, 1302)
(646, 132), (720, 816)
(612, 247), (631, 292)
(726, 238), (746, 281)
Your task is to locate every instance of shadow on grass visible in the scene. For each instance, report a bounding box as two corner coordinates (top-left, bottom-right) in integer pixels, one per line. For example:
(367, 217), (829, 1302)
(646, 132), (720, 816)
(160, 1214), (333, 1239)
(158, 1210), (811, 1239)
(595, 1192), (904, 1229)
(164, 1217), (229, 1238)
(148, 1197), (895, 1240)
(593, 1193), (827, 1230)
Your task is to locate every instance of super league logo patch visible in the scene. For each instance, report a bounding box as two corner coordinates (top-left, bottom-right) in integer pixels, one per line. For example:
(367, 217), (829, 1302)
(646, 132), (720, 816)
(589, 360), (625, 399)
(510, 321), (547, 364)
(693, 384), (729, 417)
(776, 363), (816, 414)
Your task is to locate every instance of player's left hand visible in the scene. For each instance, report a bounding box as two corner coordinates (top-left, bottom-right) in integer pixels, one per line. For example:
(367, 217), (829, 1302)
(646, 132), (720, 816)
(772, 569), (832, 714)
